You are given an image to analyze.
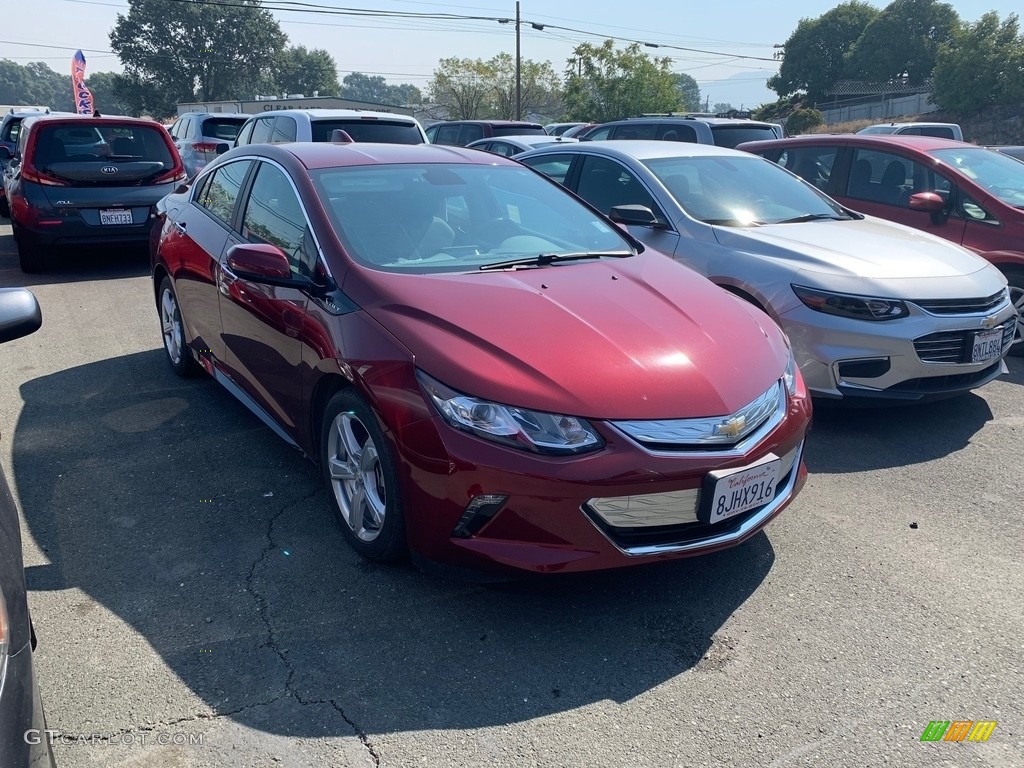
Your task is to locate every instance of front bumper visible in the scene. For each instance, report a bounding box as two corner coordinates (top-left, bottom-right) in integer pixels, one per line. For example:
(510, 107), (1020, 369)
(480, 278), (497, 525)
(394, 384), (812, 576)
(780, 302), (1017, 401)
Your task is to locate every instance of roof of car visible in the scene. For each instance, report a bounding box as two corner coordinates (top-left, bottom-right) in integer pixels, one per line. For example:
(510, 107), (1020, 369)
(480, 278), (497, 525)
(246, 109), (418, 121)
(519, 139), (749, 161)
(737, 134), (969, 152)
(468, 135), (576, 146)
(180, 112), (249, 119)
(228, 142), (524, 170)
(21, 113), (163, 128)
(432, 120), (544, 126)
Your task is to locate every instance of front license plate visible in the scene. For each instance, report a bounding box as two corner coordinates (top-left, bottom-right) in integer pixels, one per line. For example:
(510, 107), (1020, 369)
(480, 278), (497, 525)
(99, 209), (133, 225)
(700, 455), (781, 525)
(971, 328), (1003, 364)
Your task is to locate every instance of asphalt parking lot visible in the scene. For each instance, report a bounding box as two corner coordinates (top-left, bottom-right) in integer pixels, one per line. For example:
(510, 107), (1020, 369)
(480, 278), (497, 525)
(0, 224), (1022, 768)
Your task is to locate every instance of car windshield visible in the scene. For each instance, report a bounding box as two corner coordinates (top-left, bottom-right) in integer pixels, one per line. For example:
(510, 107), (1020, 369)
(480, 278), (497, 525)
(201, 118), (245, 141)
(492, 125), (546, 137)
(931, 147), (1024, 208)
(310, 120), (423, 144)
(642, 154), (849, 225)
(33, 123), (174, 184)
(312, 163), (634, 272)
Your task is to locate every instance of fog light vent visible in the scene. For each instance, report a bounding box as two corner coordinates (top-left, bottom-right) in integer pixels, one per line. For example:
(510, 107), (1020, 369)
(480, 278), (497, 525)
(837, 358), (891, 380)
(452, 494), (508, 538)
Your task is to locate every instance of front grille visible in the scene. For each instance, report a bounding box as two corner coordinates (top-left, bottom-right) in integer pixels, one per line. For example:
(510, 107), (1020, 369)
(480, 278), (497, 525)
(914, 320), (1014, 363)
(912, 291), (1007, 315)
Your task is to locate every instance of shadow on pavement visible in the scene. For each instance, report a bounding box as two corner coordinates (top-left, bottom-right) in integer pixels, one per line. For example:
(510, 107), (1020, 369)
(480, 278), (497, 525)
(12, 350), (775, 735)
(0, 229), (150, 288)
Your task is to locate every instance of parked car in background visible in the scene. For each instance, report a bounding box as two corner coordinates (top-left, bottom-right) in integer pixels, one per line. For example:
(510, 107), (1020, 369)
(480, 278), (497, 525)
(424, 120), (546, 146)
(3, 113), (185, 272)
(856, 122), (963, 141)
(739, 134), (1024, 353)
(577, 116), (783, 148)
(518, 140), (1017, 402)
(465, 134), (577, 157)
(235, 109), (427, 146)
(990, 146), (1024, 162)
(151, 142), (811, 575)
(168, 112), (248, 178)
(561, 123), (599, 139)
(544, 122), (586, 136)
(1, 109), (73, 218)
(0, 287), (57, 768)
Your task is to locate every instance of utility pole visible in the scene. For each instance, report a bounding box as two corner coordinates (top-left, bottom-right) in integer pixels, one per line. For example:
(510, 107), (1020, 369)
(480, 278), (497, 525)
(515, 1), (521, 120)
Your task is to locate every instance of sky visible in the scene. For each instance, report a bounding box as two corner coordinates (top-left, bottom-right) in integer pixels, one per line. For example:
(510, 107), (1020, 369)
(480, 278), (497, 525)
(2, 0), (1021, 109)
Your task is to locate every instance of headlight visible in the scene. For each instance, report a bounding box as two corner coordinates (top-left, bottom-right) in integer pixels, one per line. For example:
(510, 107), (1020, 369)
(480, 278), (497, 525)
(783, 348), (799, 397)
(417, 371), (604, 455)
(792, 285), (908, 321)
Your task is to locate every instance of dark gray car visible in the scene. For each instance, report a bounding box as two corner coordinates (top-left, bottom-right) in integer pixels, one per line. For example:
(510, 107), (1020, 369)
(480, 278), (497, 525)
(0, 288), (56, 768)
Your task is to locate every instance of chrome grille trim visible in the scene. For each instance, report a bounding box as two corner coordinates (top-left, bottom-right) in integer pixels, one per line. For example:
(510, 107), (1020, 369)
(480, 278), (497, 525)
(584, 441), (805, 557)
(911, 290), (1008, 315)
(914, 320), (1015, 364)
(609, 381), (785, 456)
(585, 443), (801, 530)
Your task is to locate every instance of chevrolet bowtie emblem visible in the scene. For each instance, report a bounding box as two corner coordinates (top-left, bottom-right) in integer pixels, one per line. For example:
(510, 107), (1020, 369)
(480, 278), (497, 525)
(981, 314), (1000, 329)
(715, 415), (747, 439)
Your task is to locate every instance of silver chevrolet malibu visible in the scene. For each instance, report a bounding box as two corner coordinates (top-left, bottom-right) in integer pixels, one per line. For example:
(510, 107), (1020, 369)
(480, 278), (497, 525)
(518, 141), (1017, 403)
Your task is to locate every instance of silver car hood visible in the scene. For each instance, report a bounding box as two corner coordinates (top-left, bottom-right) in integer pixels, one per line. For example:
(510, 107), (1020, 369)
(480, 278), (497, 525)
(711, 216), (1006, 299)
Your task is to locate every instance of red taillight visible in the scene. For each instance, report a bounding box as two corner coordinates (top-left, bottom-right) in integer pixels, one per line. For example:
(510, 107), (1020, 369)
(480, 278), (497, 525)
(193, 142), (220, 153)
(21, 164), (69, 187)
(153, 166), (187, 185)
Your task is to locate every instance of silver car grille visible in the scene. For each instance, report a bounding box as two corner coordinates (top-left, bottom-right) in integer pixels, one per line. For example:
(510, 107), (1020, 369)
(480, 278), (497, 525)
(911, 290), (1007, 315)
(914, 320), (1015, 363)
(610, 381), (784, 453)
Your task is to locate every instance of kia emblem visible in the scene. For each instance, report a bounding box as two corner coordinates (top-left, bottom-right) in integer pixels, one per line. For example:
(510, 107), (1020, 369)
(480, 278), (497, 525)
(100, 166), (118, 174)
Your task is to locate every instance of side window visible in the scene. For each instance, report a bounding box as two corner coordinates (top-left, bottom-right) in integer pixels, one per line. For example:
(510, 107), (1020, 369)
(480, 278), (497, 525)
(489, 142), (516, 157)
(584, 126), (613, 141)
(461, 124), (484, 144)
(846, 149), (917, 207)
(181, 118), (196, 140)
(919, 126), (955, 139)
(198, 160), (252, 227)
(575, 155), (662, 219)
(435, 125), (462, 145)
(242, 163), (316, 277)
(657, 124), (698, 143)
(249, 117), (275, 144)
(781, 145), (839, 190)
(519, 153), (575, 186)
(271, 116), (297, 143)
(611, 122), (657, 140)
(169, 118), (182, 139)
(236, 120), (256, 146)
(424, 125), (438, 142)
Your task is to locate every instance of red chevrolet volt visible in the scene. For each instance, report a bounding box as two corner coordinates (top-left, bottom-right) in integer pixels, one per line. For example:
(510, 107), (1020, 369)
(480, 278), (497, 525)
(150, 142), (811, 576)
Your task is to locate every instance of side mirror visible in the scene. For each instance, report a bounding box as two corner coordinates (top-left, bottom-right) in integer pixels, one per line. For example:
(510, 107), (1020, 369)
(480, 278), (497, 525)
(215, 143), (230, 155)
(174, 183), (190, 195)
(225, 243), (293, 282)
(330, 129), (354, 144)
(0, 288), (43, 344)
(609, 204), (669, 229)
(0, 146), (11, 161)
(908, 191), (948, 225)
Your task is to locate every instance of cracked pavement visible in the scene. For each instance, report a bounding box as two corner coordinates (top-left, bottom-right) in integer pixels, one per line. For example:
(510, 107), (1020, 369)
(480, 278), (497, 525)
(1, 228), (1023, 767)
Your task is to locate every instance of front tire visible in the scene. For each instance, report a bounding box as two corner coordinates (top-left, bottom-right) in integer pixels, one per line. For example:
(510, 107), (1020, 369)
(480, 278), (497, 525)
(320, 389), (407, 562)
(1003, 268), (1024, 357)
(158, 277), (199, 377)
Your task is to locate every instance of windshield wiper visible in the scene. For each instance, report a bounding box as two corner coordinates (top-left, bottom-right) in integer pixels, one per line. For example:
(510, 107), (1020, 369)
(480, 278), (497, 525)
(478, 251), (633, 271)
(776, 213), (848, 224)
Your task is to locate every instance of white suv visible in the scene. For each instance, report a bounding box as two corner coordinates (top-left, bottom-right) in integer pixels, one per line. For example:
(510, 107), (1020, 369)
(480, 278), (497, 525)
(234, 109), (427, 146)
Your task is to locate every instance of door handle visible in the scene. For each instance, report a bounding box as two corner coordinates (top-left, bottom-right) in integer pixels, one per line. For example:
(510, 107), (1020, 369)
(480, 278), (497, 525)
(173, 220), (187, 233)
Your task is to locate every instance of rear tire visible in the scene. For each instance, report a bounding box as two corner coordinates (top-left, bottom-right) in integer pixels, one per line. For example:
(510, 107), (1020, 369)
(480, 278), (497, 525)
(14, 227), (46, 273)
(0, 196), (10, 218)
(158, 276), (200, 377)
(320, 389), (407, 563)
(1003, 268), (1024, 357)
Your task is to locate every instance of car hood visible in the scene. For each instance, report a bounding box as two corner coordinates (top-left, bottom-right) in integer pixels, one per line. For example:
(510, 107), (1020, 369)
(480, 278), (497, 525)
(346, 254), (789, 420)
(712, 216), (1002, 297)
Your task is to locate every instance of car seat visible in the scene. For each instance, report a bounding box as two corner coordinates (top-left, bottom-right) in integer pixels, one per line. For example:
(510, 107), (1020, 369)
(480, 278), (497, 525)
(879, 161), (907, 205)
(848, 159), (873, 198)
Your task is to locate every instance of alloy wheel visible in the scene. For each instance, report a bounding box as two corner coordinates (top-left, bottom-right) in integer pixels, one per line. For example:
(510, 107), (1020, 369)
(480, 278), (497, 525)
(160, 287), (183, 366)
(327, 412), (387, 543)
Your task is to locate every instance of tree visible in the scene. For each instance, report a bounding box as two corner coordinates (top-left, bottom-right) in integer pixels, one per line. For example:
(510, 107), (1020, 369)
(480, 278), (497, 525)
(932, 12), (1024, 112)
(785, 107), (825, 134)
(110, 0), (287, 118)
(845, 0), (960, 85)
(768, 2), (879, 100)
(673, 73), (701, 112)
(273, 46), (339, 97)
(85, 71), (134, 115)
(712, 102), (736, 114)
(342, 73), (422, 106)
(562, 41), (681, 122)
(428, 55), (560, 120)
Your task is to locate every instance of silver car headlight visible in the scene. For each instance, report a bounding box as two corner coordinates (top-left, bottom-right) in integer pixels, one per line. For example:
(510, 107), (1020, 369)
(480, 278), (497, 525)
(417, 371), (604, 455)
(792, 285), (909, 321)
